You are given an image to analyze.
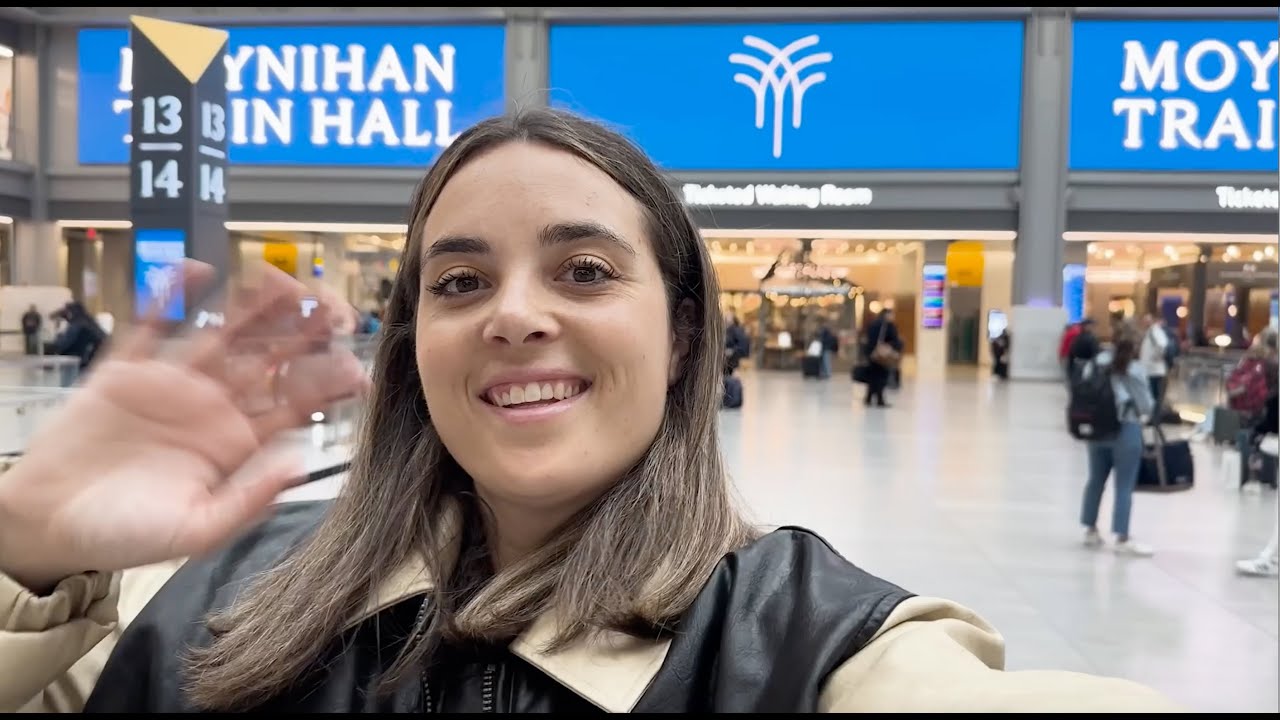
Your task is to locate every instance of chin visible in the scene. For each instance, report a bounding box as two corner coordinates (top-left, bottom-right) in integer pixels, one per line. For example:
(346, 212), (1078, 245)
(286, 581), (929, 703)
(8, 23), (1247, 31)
(475, 457), (612, 510)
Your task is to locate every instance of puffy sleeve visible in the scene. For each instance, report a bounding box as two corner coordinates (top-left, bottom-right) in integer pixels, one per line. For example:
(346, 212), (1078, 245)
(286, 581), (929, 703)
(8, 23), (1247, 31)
(1, 560), (182, 713)
(818, 597), (1185, 713)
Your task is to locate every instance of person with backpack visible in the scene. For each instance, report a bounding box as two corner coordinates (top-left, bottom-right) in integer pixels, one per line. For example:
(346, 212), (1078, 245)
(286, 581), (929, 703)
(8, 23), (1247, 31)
(1236, 390), (1278, 577)
(1073, 331), (1156, 557)
(1227, 330), (1279, 488)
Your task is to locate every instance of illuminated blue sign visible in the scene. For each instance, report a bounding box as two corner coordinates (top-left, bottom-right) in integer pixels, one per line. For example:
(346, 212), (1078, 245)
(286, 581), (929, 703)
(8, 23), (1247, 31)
(78, 25), (506, 166)
(1070, 20), (1278, 172)
(134, 228), (186, 321)
(549, 21), (1025, 171)
(1062, 264), (1086, 324)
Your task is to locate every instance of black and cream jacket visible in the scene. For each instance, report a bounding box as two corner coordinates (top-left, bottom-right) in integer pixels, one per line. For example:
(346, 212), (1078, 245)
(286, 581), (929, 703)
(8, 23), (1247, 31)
(3, 501), (1181, 713)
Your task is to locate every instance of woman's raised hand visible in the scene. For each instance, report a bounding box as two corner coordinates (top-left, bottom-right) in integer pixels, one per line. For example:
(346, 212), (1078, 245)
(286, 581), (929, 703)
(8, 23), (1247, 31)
(0, 261), (370, 591)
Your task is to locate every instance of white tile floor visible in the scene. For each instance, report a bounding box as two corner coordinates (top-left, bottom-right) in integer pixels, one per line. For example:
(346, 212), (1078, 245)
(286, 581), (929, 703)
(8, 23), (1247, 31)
(279, 369), (1277, 712)
(718, 369), (1277, 714)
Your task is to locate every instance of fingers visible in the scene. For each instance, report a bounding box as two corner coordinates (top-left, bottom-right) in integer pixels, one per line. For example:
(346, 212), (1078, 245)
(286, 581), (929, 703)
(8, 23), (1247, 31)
(180, 262), (311, 377)
(246, 349), (368, 443)
(180, 446), (305, 556)
(115, 260), (218, 362)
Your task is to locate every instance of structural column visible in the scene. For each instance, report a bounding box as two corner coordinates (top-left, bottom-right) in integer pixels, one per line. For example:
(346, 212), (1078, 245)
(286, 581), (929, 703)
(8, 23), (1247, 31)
(915, 240), (949, 380)
(10, 22), (59, 288)
(1010, 7), (1072, 380)
(127, 16), (230, 322)
(1188, 244), (1210, 345)
(505, 10), (547, 112)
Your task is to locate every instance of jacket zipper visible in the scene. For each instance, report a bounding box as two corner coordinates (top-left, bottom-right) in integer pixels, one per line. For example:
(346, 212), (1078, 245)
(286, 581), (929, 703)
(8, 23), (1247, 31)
(481, 663), (497, 712)
(415, 598), (500, 713)
(421, 664), (497, 713)
(413, 598), (434, 713)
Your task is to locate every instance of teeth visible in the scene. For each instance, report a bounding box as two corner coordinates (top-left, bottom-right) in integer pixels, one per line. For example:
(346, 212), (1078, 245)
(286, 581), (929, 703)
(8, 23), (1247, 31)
(489, 380), (586, 408)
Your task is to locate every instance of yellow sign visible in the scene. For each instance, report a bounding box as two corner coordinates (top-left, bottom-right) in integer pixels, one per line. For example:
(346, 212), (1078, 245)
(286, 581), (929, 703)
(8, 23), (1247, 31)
(263, 242), (298, 275)
(945, 241), (985, 288)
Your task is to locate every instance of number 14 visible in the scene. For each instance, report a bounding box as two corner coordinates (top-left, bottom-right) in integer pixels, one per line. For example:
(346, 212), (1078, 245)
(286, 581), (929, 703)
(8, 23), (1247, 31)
(138, 159), (182, 199)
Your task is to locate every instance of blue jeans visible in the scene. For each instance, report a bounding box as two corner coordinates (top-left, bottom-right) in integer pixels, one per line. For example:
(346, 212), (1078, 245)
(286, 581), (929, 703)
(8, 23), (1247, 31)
(1081, 421), (1144, 538)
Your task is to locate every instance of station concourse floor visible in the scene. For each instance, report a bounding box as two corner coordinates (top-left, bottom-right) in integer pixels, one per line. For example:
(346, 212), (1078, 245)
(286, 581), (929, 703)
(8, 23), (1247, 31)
(286, 369), (1278, 713)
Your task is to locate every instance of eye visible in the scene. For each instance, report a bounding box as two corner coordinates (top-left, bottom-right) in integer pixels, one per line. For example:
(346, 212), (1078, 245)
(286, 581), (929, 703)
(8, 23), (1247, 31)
(560, 256), (619, 285)
(426, 269), (489, 297)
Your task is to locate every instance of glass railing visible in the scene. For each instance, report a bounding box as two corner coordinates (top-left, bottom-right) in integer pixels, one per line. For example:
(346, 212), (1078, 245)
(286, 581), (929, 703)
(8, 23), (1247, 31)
(1163, 348), (1244, 423)
(0, 356), (83, 460)
(0, 333), (381, 464)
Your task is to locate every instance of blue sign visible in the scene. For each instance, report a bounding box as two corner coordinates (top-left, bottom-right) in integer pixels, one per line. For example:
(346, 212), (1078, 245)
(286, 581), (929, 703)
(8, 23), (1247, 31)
(78, 25), (506, 166)
(549, 21), (1024, 171)
(1070, 20), (1279, 172)
(1062, 264), (1086, 324)
(134, 228), (186, 321)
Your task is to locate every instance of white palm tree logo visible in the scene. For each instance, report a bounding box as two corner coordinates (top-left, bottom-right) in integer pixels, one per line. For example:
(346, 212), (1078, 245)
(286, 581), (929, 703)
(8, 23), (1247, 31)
(730, 35), (833, 159)
(145, 264), (177, 308)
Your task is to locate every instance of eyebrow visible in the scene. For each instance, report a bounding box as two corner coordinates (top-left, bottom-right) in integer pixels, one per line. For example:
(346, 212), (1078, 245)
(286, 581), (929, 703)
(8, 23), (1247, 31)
(422, 221), (637, 262)
(539, 221), (637, 257)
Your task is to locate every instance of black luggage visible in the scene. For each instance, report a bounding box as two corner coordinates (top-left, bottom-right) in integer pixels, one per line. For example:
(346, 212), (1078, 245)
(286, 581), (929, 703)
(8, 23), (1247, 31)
(1212, 406), (1242, 445)
(1136, 425), (1194, 493)
(801, 355), (822, 378)
(1247, 444), (1278, 488)
(722, 375), (743, 409)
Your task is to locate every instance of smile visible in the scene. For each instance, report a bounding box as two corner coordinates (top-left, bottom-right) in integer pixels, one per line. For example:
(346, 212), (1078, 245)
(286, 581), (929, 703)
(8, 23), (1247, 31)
(484, 379), (590, 408)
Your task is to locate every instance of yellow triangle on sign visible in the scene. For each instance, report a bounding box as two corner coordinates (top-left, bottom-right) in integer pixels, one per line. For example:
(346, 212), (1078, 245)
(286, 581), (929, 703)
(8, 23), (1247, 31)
(130, 15), (229, 85)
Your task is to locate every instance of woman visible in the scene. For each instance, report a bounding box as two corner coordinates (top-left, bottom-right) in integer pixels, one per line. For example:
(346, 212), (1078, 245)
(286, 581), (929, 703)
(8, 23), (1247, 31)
(1227, 329), (1278, 489)
(0, 109), (1178, 712)
(860, 309), (902, 406)
(1079, 331), (1156, 557)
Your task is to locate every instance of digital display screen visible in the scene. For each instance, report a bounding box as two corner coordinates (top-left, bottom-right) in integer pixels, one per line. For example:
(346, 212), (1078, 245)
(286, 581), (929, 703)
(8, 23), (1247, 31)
(1062, 263), (1086, 324)
(922, 264), (946, 329)
(134, 228), (186, 321)
(987, 309), (1008, 340)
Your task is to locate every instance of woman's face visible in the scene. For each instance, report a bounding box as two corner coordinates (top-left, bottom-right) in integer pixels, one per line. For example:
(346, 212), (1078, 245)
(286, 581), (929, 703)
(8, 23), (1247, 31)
(416, 141), (685, 518)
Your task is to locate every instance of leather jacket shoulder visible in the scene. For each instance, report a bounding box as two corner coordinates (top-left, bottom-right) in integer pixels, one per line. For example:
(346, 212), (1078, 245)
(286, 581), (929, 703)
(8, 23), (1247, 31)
(85, 500), (914, 713)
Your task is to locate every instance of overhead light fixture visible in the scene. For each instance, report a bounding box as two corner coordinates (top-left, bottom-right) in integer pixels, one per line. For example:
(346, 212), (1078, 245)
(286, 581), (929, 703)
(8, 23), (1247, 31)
(1064, 231), (1278, 244)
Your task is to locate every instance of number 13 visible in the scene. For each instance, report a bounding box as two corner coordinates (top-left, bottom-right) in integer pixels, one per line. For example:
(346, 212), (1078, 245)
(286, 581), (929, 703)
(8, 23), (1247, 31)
(141, 95), (182, 135)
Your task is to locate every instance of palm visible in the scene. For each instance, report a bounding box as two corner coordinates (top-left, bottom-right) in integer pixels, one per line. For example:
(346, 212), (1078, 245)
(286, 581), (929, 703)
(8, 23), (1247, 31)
(0, 263), (368, 587)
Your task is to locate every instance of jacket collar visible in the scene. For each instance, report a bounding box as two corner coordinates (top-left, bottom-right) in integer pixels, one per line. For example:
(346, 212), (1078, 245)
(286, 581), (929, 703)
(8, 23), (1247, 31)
(349, 552), (670, 713)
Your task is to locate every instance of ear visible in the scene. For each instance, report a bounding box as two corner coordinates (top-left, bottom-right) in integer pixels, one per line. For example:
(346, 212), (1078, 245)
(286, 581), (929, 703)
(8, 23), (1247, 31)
(668, 298), (698, 386)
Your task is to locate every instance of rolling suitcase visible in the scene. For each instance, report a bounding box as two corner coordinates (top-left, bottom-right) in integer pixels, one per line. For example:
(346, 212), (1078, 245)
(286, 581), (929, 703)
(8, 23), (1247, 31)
(722, 375), (743, 409)
(801, 355), (822, 378)
(1136, 425), (1194, 493)
(1212, 406), (1241, 445)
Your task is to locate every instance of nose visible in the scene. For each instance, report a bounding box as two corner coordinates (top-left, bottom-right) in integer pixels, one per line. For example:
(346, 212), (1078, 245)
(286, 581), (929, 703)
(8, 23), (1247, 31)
(482, 275), (559, 346)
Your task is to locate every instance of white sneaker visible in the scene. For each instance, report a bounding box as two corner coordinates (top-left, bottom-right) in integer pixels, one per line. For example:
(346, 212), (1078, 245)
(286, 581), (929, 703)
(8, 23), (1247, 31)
(1113, 539), (1155, 557)
(1083, 528), (1104, 549)
(1236, 557), (1279, 577)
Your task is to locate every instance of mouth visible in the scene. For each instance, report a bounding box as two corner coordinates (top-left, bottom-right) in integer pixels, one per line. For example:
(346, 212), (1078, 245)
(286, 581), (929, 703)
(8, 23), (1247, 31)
(482, 378), (592, 410)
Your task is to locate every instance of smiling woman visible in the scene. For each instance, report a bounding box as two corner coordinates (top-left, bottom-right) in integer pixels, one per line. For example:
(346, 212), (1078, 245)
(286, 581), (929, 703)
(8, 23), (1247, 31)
(0, 107), (1183, 714)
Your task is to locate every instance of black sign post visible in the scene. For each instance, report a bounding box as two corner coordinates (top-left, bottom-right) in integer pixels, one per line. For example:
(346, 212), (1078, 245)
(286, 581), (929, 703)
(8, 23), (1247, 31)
(128, 15), (229, 323)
